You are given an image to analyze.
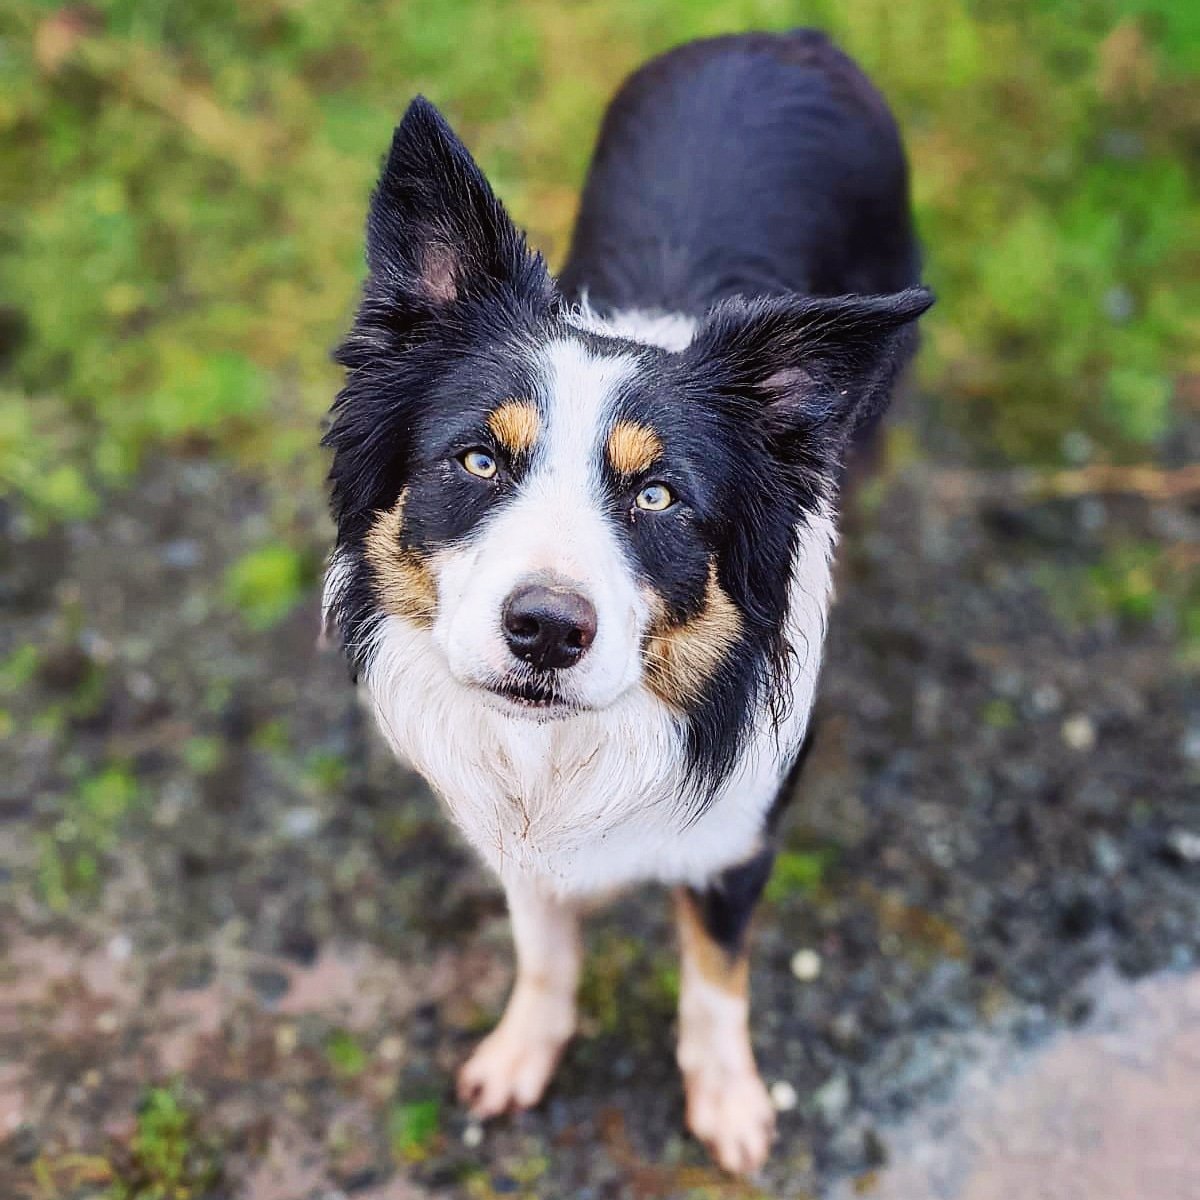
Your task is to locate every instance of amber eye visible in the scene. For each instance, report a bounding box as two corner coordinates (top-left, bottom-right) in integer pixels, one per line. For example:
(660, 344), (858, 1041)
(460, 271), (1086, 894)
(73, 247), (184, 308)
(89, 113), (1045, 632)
(461, 449), (498, 479)
(635, 482), (674, 512)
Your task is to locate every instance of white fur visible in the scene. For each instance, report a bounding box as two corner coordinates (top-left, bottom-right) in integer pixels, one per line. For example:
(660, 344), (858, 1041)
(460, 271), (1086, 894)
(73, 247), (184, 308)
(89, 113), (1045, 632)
(458, 877), (581, 1115)
(566, 298), (699, 352)
(325, 327), (838, 899)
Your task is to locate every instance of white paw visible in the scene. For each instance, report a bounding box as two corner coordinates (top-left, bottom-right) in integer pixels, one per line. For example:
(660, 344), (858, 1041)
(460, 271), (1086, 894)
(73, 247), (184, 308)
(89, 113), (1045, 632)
(684, 1064), (776, 1176)
(457, 1020), (568, 1119)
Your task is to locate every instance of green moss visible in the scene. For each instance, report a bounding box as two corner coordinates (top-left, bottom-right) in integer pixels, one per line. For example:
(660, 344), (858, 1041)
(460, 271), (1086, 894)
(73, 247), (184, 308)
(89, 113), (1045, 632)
(325, 1029), (367, 1079)
(107, 1083), (222, 1200)
(38, 762), (140, 910)
(181, 735), (225, 777)
(388, 1097), (441, 1161)
(223, 544), (309, 631)
(765, 848), (835, 904)
(1037, 541), (1177, 631)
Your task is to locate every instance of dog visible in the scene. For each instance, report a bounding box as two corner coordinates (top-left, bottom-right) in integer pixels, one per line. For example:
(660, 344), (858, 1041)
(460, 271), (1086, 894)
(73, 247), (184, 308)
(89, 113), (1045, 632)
(322, 29), (931, 1175)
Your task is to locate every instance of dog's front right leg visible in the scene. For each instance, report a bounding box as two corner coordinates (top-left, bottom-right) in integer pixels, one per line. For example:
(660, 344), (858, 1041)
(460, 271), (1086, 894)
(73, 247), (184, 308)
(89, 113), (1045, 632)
(458, 874), (581, 1118)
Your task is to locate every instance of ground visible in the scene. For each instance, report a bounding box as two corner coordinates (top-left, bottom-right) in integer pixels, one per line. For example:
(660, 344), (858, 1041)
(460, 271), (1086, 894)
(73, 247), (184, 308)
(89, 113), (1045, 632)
(2, 390), (1197, 1199)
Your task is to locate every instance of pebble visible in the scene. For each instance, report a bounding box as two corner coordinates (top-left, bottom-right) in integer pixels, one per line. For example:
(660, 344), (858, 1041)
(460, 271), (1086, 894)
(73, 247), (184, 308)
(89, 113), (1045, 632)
(378, 1035), (405, 1063)
(462, 1122), (484, 1148)
(162, 538), (202, 568)
(791, 948), (822, 982)
(1165, 829), (1200, 865)
(107, 933), (132, 961)
(770, 1080), (798, 1112)
(814, 1072), (852, 1123)
(1182, 727), (1200, 764)
(1091, 833), (1123, 876)
(281, 807), (321, 839)
(1061, 714), (1096, 751)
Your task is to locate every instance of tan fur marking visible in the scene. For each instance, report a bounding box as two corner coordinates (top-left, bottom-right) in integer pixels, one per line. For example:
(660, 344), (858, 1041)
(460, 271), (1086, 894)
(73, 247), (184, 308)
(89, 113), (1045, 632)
(674, 888), (749, 996)
(607, 420), (664, 476)
(488, 401), (540, 455)
(363, 492), (436, 626)
(643, 563), (743, 708)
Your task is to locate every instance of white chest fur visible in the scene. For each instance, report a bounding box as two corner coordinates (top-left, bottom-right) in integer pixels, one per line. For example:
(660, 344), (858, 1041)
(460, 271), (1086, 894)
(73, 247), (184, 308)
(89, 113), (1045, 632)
(342, 508), (835, 898)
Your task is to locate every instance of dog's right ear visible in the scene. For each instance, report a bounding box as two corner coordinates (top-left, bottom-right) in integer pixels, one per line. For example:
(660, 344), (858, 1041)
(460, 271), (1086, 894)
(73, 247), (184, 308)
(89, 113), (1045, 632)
(359, 97), (551, 326)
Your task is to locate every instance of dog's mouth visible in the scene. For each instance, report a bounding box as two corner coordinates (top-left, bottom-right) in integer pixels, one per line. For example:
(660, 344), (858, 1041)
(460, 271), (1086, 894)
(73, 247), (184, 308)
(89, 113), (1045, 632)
(480, 676), (580, 716)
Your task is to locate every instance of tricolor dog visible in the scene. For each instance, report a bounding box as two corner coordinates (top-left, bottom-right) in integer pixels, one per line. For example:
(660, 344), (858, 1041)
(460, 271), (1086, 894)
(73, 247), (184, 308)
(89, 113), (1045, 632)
(323, 29), (931, 1174)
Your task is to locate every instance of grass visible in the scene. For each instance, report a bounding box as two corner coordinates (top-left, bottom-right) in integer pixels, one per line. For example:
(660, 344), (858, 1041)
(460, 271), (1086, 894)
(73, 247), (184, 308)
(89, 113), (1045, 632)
(106, 1083), (222, 1200)
(388, 1097), (442, 1162)
(37, 760), (140, 911)
(0, 0), (1196, 528)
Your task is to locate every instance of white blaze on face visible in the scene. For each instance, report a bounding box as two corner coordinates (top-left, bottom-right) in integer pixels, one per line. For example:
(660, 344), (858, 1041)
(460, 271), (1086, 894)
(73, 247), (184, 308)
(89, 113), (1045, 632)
(431, 338), (649, 709)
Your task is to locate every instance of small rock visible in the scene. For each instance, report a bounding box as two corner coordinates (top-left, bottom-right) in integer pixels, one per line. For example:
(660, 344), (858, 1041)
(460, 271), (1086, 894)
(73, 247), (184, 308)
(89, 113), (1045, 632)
(791, 948), (822, 982)
(1091, 833), (1123, 876)
(814, 1072), (851, 1123)
(107, 933), (132, 961)
(770, 1080), (798, 1112)
(281, 807), (321, 839)
(162, 538), (202, 568)
(1182, 727), (1200, 764)
(462, 1122), (484, 1148)
(379, 1035), (405, 1063)
(1164, 829), (1200, 865)
(1031, 683), (1061, 715)
(1061, 714), (1096, 751)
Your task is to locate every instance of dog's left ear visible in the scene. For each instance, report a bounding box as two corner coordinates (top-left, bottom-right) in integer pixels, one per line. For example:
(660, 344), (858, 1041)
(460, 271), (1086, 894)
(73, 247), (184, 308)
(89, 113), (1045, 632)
(363, 96), (551, 319)
(686, 287), (934, 457)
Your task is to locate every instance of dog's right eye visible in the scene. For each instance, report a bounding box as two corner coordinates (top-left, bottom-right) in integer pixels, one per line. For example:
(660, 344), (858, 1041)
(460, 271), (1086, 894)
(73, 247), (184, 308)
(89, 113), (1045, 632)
(460, 449), (498, 479)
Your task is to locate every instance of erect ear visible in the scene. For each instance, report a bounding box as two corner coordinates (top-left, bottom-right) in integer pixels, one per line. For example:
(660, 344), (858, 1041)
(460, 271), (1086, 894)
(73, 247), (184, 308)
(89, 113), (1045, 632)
(361, 96), (551, 317)
(686, 287), (935, 456)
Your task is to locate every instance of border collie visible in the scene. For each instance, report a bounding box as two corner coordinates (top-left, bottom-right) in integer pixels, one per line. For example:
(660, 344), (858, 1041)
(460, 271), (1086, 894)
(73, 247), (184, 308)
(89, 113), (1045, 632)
(323, 29), (931, 1175)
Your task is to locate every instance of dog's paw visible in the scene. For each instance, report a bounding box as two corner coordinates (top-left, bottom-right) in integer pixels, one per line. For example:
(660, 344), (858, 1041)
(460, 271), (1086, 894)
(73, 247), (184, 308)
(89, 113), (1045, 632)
(457, 1021), (568, 1119)
(684, 1064), (776, 1176)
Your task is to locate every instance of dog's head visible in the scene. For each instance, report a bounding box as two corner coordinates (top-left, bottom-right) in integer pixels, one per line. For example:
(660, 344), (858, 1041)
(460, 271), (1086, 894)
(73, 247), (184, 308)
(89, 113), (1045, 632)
(324, 98), (931, 780)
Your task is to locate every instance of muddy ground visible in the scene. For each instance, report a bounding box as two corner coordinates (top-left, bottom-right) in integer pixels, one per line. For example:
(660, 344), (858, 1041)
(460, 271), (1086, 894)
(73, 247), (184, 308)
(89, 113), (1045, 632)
(2, 400), (1198, 1199)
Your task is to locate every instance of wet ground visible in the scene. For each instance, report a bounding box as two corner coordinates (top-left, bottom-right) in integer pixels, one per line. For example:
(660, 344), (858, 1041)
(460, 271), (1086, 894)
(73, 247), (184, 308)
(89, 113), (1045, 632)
(2, 402), (1198, 1198)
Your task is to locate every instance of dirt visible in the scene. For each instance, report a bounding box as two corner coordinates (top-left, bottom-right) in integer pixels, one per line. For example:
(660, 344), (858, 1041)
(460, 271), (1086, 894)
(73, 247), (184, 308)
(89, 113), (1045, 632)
(1, 405), (1198, 1198)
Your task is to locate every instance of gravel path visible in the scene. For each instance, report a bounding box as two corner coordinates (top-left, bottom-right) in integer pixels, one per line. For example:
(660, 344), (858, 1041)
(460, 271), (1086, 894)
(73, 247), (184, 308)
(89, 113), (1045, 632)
(2, 411), (1197, 1197)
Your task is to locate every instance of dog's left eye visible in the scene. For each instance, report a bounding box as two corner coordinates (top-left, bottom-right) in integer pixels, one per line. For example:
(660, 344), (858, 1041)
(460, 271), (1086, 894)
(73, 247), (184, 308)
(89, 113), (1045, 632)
(460, 449), (498, 479)
(635, 482), (674, 512)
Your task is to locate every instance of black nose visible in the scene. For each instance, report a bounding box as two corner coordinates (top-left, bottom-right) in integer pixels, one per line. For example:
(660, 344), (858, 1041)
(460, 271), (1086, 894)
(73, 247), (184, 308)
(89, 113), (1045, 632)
(502, 583), (597, 671)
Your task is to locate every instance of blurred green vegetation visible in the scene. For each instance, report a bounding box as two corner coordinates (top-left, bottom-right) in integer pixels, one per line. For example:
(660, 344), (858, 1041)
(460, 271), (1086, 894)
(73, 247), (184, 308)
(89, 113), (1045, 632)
(106, 1083), (223, 1200)
(1, 0), (1197, 523)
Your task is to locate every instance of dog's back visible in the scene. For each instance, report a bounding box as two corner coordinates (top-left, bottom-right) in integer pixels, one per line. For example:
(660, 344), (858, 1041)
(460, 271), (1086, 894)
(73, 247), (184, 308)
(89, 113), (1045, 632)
(560, 30), (919, 315)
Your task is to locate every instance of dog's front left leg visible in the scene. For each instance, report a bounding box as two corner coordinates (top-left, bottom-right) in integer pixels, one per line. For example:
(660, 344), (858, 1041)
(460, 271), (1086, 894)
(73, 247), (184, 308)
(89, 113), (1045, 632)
(675, 847), (777, 1175)
(458, 874), (581, 1118)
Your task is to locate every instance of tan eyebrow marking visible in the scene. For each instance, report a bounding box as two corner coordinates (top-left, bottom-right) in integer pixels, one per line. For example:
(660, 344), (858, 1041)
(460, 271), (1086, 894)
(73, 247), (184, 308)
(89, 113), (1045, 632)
(363, 490), (436, 627)
(487, 401), (540, 454)
(607, 420), (664, 477)
(642, 562), (743, 708)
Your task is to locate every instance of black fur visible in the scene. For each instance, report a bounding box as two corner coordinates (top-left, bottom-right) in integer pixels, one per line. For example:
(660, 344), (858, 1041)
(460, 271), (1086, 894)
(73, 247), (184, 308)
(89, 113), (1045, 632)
(688, 722), (819, 955)
(559, 30), (919, 313)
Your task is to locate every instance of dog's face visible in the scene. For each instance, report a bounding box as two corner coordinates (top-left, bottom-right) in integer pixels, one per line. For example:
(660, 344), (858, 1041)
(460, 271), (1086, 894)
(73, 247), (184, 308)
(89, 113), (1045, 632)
(325, 99), (931, 776)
